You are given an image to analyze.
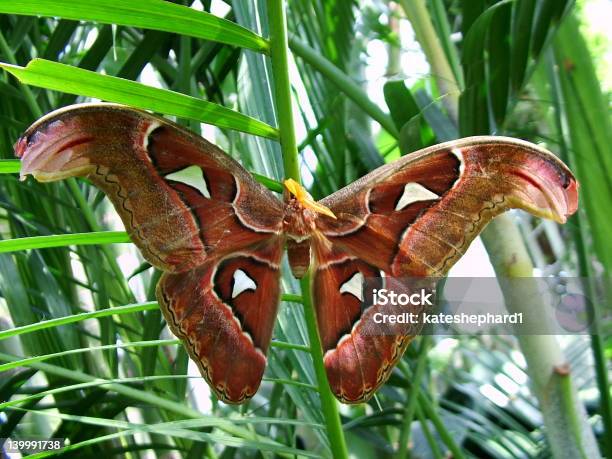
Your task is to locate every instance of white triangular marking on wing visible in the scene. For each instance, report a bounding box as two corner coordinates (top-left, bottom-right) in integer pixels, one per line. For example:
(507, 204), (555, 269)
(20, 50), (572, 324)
(232, 269), (257, 299)
(395, 182), (440, 210)
(142, 121), (162, 150)
(451, 147), (465, 189)
(165, 165), (211, 198)
(339, 272), (364, 301)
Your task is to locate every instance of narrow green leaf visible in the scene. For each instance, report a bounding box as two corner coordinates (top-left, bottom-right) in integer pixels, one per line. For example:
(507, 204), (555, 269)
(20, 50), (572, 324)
(0, 301), (158, 341)
(0, 159), (20, 173)
(383, 80), (420, 131)
(0, 231), (131, 253)
(487, 2), (511, 126)
(0, 376), (187, 411)
(7, 407), (324, 459)
(0, 339), (180, 372)
(460, 0), (513, 135)
(0, 59), (279, 140)
(530, 0), (570, 58)
(0, 0), (269, 53)
(510, 0), (537, 91)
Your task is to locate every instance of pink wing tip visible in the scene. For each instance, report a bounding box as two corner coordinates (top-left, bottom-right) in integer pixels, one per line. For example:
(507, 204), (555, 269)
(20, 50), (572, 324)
(564, 176), (579, 218)
(14, 135), (28, 159)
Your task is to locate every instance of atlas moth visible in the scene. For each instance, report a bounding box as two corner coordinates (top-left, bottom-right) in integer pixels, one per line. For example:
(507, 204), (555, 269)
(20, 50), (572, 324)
(16, 104), (578, 403)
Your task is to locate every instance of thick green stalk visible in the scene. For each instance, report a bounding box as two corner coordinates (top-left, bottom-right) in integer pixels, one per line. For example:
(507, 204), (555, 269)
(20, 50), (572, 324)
(266, 1), (348, 457)
(267, 0), (299, 181)
(401, 1), (600, 457)
(480, 218), (599, 458)
(300, 276), (349, 459)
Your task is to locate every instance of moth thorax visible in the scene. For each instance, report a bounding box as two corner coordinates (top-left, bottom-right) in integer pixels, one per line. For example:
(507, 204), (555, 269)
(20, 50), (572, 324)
(282, 197), (317, 240)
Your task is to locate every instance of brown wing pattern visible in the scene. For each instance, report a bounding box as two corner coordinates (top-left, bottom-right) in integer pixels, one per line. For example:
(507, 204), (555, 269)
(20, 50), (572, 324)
(317, 137), (577, 276)
(313, 137), (578, 402)
(16, 103), (284, 272)
(158, 238), (283, 403)
(311, 238), (425, 402)
(16, 103), (285, 403)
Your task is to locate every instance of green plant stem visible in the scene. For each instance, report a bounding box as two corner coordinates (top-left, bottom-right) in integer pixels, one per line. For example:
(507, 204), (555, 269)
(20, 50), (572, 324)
(415, 405), (443, 459)
(300, 275), (349, 459)
(267, 1), (348, 457)
(267, 0), (299, 182)
(280, 293), (303, 304)
(480, 217), (600, 459)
